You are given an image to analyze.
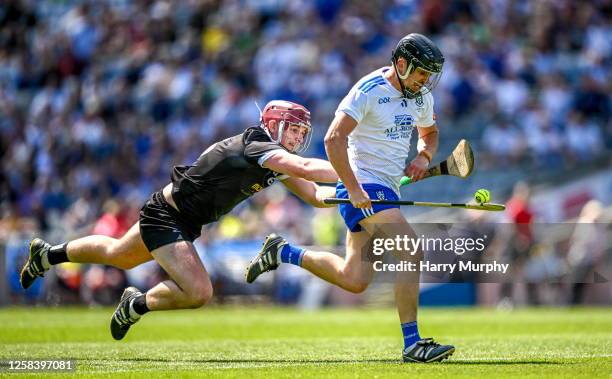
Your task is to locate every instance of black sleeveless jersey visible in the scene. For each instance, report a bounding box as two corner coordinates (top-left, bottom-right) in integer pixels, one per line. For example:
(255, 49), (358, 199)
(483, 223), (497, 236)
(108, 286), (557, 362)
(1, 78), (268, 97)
(170, 127), (288, 227)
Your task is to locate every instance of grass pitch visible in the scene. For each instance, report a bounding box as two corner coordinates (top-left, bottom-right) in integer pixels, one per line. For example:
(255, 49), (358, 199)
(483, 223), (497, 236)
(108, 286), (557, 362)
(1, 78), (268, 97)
(0, 306), (610, 378)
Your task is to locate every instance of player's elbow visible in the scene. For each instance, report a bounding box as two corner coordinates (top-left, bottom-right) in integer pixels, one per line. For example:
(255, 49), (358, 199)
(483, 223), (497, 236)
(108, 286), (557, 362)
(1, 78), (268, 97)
(324, 132), (343, 150)
(323, 134), (334, 147)
(324, 133), (348, 162)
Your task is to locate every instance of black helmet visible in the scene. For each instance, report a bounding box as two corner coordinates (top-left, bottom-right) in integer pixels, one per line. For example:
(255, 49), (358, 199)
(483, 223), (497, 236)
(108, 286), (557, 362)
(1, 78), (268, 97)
(391, 33), (444, 99)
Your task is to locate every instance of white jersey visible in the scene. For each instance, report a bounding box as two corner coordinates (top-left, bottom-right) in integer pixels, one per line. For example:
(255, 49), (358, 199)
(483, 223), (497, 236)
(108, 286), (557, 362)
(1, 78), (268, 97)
(336, 67), (435, 194)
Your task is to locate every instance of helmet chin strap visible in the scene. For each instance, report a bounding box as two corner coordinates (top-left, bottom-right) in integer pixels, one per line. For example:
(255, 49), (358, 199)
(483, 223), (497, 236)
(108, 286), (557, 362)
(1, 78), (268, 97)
(261, 121), (273, 139)
(392, 59), (414, 99)
(277, 120), (285, 145)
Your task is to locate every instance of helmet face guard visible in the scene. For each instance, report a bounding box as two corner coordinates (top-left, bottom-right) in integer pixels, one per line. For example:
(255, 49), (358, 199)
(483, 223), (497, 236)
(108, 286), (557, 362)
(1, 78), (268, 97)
(276, 114), (312, 154)
(392, 59), (443, 99)
(261, 100), (312, 154)
(391, 33), (444, 99)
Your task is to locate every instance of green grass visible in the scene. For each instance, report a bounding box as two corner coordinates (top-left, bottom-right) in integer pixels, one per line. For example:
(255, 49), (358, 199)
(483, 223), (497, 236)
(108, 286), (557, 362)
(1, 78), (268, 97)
(0, 306), (611, 378)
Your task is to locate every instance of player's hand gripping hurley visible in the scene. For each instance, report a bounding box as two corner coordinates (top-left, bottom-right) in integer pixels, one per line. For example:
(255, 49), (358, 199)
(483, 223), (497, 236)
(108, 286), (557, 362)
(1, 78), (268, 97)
(400, 139), (474, 186)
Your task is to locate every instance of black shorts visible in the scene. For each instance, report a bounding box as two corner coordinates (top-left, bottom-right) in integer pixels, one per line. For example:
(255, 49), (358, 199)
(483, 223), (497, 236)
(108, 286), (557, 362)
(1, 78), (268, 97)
(139, 191), (202, 252)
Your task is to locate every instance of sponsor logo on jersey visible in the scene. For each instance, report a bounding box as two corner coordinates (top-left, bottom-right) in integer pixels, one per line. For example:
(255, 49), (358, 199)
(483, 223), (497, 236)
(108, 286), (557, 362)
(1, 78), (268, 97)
(378, 97), (390, 104)
(251, 183), (264, 193)
(249, 172), (277, 194)
(395, 114), (413, 127)
(376, 190), (386, 200)
(263, 171), (284, 187)
(385, 114), (414, 140)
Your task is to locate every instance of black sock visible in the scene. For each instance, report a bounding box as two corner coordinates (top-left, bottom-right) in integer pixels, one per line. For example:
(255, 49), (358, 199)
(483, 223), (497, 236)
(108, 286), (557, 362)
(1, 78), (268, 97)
(132, 294), (150, 315)
(48, 242), (70, 265)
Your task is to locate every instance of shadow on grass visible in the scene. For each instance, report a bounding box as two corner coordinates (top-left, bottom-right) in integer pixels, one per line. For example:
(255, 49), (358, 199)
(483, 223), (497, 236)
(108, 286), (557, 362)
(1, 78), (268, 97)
(445, 360), (562, 365)
(118, 357), (563, 365)
(120, 357), (398, 364)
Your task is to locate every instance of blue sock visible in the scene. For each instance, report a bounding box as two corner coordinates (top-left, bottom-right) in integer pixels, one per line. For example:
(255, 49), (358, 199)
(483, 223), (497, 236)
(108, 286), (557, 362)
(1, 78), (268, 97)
(279, 243), (305, 266)
(401, 321), (420, 348)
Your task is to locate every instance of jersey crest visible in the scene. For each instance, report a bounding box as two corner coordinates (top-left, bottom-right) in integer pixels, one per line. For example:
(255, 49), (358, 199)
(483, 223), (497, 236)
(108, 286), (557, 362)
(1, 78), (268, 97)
(415, 94), (424, 107)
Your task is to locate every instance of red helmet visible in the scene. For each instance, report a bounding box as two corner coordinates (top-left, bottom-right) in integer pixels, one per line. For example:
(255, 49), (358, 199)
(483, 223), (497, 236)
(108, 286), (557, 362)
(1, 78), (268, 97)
(261, 100), (312, 153)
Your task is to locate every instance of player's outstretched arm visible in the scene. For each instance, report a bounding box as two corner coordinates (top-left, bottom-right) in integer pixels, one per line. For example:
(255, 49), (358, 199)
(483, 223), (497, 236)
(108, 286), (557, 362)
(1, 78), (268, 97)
(281, 177), (336, 208)
(263, 152), (338, 183)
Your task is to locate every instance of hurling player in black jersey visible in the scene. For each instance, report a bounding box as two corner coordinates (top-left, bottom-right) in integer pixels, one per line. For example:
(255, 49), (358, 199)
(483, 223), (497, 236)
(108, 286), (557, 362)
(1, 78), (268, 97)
(20, 100), (338, 340)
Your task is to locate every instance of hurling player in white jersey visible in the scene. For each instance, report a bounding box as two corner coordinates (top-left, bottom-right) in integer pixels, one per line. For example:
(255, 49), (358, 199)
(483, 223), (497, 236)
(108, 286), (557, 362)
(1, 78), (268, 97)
(246, 34), (455, 363)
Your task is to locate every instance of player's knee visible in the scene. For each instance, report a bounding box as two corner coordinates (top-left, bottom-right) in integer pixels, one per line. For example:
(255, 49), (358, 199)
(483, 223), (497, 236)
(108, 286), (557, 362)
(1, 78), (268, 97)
(340, 267), (370, 293)
(105, 245), (134, 270)
(104, 242), (124, 267)
(113, 259), (138, 270)
(184, 284), (213, 309)
(341, 279), (369, 294)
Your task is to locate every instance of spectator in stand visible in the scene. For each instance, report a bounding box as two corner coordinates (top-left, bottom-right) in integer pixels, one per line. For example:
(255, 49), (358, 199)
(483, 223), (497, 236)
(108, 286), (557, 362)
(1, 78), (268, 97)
(565, 111), (604, 163)
(481, 118), (526, 167)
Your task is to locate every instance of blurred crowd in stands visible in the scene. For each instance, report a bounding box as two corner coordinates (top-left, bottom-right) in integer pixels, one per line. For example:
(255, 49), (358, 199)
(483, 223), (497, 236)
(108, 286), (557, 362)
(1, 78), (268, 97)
(0, 0), (610, 306)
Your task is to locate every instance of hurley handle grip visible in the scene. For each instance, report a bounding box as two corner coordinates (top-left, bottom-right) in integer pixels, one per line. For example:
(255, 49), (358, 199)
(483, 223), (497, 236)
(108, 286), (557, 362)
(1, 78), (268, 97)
(399, 176), (412, 187)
